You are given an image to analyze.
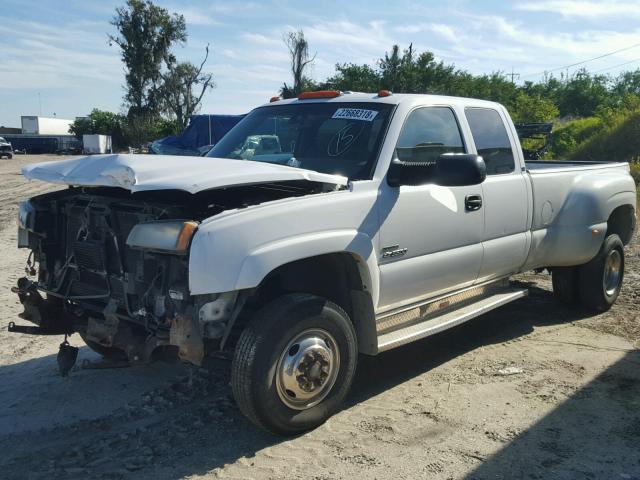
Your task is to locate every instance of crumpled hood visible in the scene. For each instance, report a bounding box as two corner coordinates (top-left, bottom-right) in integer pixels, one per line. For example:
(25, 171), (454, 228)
(22, 154), (348, 194)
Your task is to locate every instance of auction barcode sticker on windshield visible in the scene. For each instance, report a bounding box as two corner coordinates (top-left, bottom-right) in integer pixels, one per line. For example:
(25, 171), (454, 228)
(332, 108), (378, 122)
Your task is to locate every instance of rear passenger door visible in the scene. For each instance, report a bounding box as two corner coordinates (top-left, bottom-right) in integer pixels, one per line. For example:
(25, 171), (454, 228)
(464, 107), (529, 281)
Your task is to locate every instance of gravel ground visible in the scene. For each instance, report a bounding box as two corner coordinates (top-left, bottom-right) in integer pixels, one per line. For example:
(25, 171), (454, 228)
(0, 155), (638, 480)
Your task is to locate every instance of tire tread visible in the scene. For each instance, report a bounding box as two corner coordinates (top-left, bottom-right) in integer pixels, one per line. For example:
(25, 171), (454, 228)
(230, 293), (357, 435)
(231, 319), (268, 431)
(552, 267), (579, 305)
(578, 234), (624, 312)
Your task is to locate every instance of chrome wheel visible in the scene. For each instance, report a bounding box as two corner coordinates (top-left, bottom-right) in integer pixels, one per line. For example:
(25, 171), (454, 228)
(276, 328), (340, 410)
(603, 249), (622, 296)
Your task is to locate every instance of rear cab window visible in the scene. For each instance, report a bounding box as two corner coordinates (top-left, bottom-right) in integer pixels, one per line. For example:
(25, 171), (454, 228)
(464, 108), (515, 175)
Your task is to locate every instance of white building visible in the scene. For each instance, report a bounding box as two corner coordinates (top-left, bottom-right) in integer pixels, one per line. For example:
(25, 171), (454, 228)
(21, 116), (74, 135)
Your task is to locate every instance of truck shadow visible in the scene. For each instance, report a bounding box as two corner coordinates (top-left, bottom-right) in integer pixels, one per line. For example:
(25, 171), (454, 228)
(0, 282), (616, 479)
(0, 341), (188, 437)
(464, 349), (640, 479)
(350, 280), (598, 401)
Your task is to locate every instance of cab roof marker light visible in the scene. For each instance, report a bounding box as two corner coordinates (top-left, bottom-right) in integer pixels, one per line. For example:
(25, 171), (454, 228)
(377, 90), (392, 97)
(270, 96), (281, 103)
(298, 90), (341, 100)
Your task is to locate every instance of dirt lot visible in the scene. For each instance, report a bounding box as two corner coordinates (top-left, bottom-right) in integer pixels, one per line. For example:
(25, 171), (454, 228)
(0, 155), (638, 480)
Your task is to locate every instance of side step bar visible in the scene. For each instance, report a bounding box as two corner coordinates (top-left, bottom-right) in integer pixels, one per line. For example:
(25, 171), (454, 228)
(377, 288), (528, 352)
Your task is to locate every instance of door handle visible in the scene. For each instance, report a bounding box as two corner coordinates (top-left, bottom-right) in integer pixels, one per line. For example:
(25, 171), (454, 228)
(465, 194), (482, 211)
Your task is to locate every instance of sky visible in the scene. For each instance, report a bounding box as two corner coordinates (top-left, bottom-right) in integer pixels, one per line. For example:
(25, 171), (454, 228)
(1, 0), (640, 127)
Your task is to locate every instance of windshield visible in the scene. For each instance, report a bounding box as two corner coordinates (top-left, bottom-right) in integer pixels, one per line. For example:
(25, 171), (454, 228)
(207, 102), (395, 180)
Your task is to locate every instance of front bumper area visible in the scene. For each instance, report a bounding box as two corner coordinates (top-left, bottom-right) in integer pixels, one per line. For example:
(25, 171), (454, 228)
(10, 276), (206, 366)
(10, 277), (74, 335)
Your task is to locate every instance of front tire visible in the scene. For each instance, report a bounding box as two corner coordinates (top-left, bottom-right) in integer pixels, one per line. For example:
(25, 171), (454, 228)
(578, 234), (625, 312)
(231, 293), (357, 435)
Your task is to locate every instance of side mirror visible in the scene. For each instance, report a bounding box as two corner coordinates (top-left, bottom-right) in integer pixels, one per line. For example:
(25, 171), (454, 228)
(434, 154), (486, 186)
(387, 153), (486, 187)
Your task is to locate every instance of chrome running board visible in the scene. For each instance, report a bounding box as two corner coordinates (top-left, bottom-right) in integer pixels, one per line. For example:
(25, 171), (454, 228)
(376, 285), (528, 352)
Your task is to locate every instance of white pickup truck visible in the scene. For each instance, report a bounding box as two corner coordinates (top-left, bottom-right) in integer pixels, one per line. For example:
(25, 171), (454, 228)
(13, 91), (637, 434)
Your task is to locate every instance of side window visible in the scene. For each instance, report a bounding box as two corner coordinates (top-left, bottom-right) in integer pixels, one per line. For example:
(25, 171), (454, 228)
(395, 107), (465, 165)
(465, 108), (515, 175)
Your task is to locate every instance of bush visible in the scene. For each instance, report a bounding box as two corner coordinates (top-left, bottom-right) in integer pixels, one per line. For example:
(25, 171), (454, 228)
(549, 116), (604, 159)
(570, 109), (640, 162)
(509, 92), (559, 123)
(630, 161), (640, 186)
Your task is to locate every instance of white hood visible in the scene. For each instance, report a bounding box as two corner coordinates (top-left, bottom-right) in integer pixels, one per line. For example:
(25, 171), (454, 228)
(22, 154), (348, 194)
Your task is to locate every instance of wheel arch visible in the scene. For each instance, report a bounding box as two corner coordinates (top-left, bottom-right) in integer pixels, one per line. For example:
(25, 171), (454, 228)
(239, 252), (378, 355)
(607, 203), (636, 245)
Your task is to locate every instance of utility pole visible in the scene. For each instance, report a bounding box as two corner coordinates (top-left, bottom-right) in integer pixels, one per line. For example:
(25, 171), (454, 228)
(508, 67), (520, 84)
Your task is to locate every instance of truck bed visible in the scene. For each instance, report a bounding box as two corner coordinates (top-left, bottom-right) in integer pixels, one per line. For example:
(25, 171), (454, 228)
(526, 160), (629, 172)
(522, 159), (634, 272)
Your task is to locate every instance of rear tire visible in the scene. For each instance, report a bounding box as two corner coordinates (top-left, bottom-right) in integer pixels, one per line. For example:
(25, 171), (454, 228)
(231, 293), (357, 435)
(552, 267), (579, 305)
(578, 234), (624, 312)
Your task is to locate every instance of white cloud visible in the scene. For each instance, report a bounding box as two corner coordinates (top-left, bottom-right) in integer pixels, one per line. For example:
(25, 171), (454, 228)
(242, 32), (282, 46)
(396, 22), (458, 43)
(516, 0), (640, 18)
(0, 20), (122, 90)
(221, 49), (239, 59)
(305, 20), (392, 50)
(208, 2), (261, 15)
(171, 7), (220, 26)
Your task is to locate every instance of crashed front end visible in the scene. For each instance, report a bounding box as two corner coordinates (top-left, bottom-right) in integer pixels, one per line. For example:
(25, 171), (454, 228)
(14, 187), (237, 366)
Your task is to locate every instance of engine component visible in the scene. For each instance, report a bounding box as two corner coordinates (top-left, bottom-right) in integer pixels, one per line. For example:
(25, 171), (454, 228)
(170, 314), (204, 365)
(198, 292), (238, 338)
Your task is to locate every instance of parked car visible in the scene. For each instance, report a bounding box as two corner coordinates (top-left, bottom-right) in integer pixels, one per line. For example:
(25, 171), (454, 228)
(0, 137), (13, 159)
(12, 91), (637, 435)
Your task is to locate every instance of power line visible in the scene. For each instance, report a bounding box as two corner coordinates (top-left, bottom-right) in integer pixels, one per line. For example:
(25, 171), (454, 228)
(521, 41), (640, 79)
(591, 57), (640, 74)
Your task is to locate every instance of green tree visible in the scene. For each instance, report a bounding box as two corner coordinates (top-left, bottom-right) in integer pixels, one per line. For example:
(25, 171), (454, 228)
(280, 30), (316, 98)
(412, 51), (458, 94)
(611, 70), (640, 98)
(556, 69), (609, 117)
(509, 92), (559, 123)
(160, 45), (215, 131)
(109, 0), (186, 142)
(69, 109), (127, 150)
(324, 63), (380, 92)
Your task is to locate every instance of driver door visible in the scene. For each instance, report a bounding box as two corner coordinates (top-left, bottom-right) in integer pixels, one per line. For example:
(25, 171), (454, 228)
(377, 106), (484, 312)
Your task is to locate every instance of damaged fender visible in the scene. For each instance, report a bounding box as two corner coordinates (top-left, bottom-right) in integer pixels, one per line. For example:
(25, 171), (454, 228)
(187, 183), (382, 305)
